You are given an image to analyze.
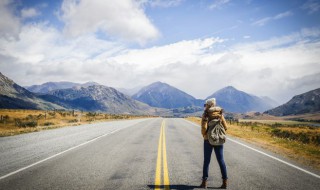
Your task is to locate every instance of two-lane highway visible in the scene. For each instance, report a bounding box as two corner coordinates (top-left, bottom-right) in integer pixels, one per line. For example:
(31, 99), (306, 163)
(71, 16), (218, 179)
(0, 118), (319, 189)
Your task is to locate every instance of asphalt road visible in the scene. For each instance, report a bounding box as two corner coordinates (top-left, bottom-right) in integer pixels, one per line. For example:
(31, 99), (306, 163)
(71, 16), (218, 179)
(0, 118), (319, 190)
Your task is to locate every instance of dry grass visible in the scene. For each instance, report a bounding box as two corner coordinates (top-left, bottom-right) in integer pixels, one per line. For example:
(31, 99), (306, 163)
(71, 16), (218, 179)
(186, 117), (320, 170)
(239, 119), (316, 125)
(0, 109), (151, 137)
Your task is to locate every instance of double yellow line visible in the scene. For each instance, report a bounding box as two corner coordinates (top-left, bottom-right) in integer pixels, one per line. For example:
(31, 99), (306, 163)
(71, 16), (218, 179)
(155, 120), (170, 190)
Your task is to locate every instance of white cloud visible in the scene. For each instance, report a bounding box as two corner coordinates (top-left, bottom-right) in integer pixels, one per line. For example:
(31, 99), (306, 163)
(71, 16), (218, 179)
(234, 28), (320, 51)
(273, 11), (293, 19)
(301, 27), (320, 37)
(21, 8), (41, 19)
(105, 29), (320, 103)
(108, 38), (224, 70)
(146, 0), (183, 8)
(209, 0), (230, 10)
(60, 0), (160, 45)
(302, 0), (320, 14)
(0, 1), (319, 105)
(252, 17), (271, 26)
(0, 0), (20, 38)
(253, 11), (293, 26)
(0, 21), (125, 85)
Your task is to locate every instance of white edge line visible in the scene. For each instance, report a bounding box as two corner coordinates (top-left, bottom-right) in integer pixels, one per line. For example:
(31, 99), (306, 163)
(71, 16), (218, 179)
(183, 119), (320, 179)
(0, 126), (128, 181)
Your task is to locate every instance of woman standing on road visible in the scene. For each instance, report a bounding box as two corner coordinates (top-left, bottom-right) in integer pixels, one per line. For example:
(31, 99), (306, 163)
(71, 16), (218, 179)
(200, 98), (228, 189)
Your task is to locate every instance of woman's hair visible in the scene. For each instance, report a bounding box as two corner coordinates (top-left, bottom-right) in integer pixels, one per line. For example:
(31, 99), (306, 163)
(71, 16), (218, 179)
(205, 98), (216, 107)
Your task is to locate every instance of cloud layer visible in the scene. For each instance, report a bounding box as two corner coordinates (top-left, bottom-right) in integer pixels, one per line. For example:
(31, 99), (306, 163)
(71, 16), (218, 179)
(60, 0), (160, 44)
(253, 11), (293, 26)
(0, 0), (20, 38)
(0, 0), (319, 105)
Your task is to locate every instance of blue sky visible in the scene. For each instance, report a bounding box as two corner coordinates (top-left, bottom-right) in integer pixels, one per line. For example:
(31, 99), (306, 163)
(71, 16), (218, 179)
(12, 0), (320, 46)
(0, 0), (320, 103)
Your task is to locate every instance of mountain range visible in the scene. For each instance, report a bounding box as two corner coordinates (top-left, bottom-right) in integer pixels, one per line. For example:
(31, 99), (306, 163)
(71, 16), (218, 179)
(265, 88), (320, 116)
(132, 82), (277, 113)
(0, 73), (64, 110)
(25, 81), (100, 94)
(0, 72), (157, 115)
(1, 72), (319, 116)
(40, 85), (155, 114)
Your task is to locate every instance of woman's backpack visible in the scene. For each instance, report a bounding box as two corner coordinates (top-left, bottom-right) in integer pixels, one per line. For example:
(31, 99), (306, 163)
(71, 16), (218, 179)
(206, 119), (226, 146)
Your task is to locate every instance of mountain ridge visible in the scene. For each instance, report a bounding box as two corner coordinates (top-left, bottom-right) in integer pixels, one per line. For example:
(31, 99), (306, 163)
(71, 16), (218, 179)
(25, 81), (100, 94)
(132, 81), (203, 109)
(0, 72), (64, 110)
(0, 72), (160, 115)
(265, 88), (320, 116)
(206, 86), (275, 113)
(4, 72), (316, 116)
(40, 85), (158, 114)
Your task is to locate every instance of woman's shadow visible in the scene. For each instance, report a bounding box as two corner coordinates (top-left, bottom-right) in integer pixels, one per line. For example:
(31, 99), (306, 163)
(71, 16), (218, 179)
(148, 184), (221, 189)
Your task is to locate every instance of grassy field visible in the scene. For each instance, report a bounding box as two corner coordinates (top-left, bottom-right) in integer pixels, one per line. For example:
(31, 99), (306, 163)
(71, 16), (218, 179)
(239, 119), (318, 126)
(187, 117), (320, 170)
(0, 109), (151, 137)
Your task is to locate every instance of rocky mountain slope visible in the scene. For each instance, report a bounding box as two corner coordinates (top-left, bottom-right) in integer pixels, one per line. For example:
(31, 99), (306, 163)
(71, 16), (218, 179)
(132, 82), (203, 109)
(0, 72), (64, 110)
(0, 72), (161, 115)
(207, 86), (275, 113)
(26, 81), (100, 94)
(265, 88), (320, 116)
(40, 85), (157, 114)
(1, 72), (290, 115)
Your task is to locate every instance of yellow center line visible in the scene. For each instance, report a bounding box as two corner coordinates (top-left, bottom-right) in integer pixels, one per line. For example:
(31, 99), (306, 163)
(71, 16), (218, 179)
(154, 120), (170, 190)
(155, 121), (163, 189)
(162, 120), (170, 190)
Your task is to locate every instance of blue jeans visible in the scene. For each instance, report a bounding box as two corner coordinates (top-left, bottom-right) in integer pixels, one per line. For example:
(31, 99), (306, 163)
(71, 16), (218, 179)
(202, 140), (228, 180)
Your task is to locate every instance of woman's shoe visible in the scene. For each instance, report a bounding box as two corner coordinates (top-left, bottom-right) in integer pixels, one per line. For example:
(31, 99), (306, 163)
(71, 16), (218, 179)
(200, 179), (207, 189)
(220, 179), (227, 189)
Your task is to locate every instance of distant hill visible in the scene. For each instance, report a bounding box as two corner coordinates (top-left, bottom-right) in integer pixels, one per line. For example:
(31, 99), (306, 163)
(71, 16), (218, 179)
(26, 81), (100, 94)
(2, 72), (286, 116)
(171, 106), (203, 117)
(132, 81), (203, 109)
(265, 88), (320, 116)
(207, 86), (275, 113)
(40, 85), (156, 114)
(0, 72), (64, 110)
(0, 72), (162, 115)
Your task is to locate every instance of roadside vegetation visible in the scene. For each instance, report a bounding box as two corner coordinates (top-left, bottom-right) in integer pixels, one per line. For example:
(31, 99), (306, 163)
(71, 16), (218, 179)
(187, 117), (320, 170)
(0, 109), (152, 137)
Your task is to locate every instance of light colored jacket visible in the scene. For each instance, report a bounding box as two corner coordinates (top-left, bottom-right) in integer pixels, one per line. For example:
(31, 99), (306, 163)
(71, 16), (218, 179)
(201, 106), (228, 140)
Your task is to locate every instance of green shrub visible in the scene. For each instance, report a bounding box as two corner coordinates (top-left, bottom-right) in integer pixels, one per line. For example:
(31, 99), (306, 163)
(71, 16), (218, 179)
(271, 129), (314, 145)
(271, 123), (282, 127)
(43, 122), (54, 126)
(15, 119), (37, 128)
(298, 132), (310, 144)
(0, 115), (10, 123)
(68, 119), (78, 123)
(86, 112), (97, 117)
(271, 128), (281, 135)
(48, 112), (56, 117)
(312, 135), (320, 145)
(59, 112), (66, 117)
(26, 114), (34, 120)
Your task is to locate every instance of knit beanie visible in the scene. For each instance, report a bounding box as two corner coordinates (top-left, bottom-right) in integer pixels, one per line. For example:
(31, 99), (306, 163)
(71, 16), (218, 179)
(205, 98), (216, 107)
